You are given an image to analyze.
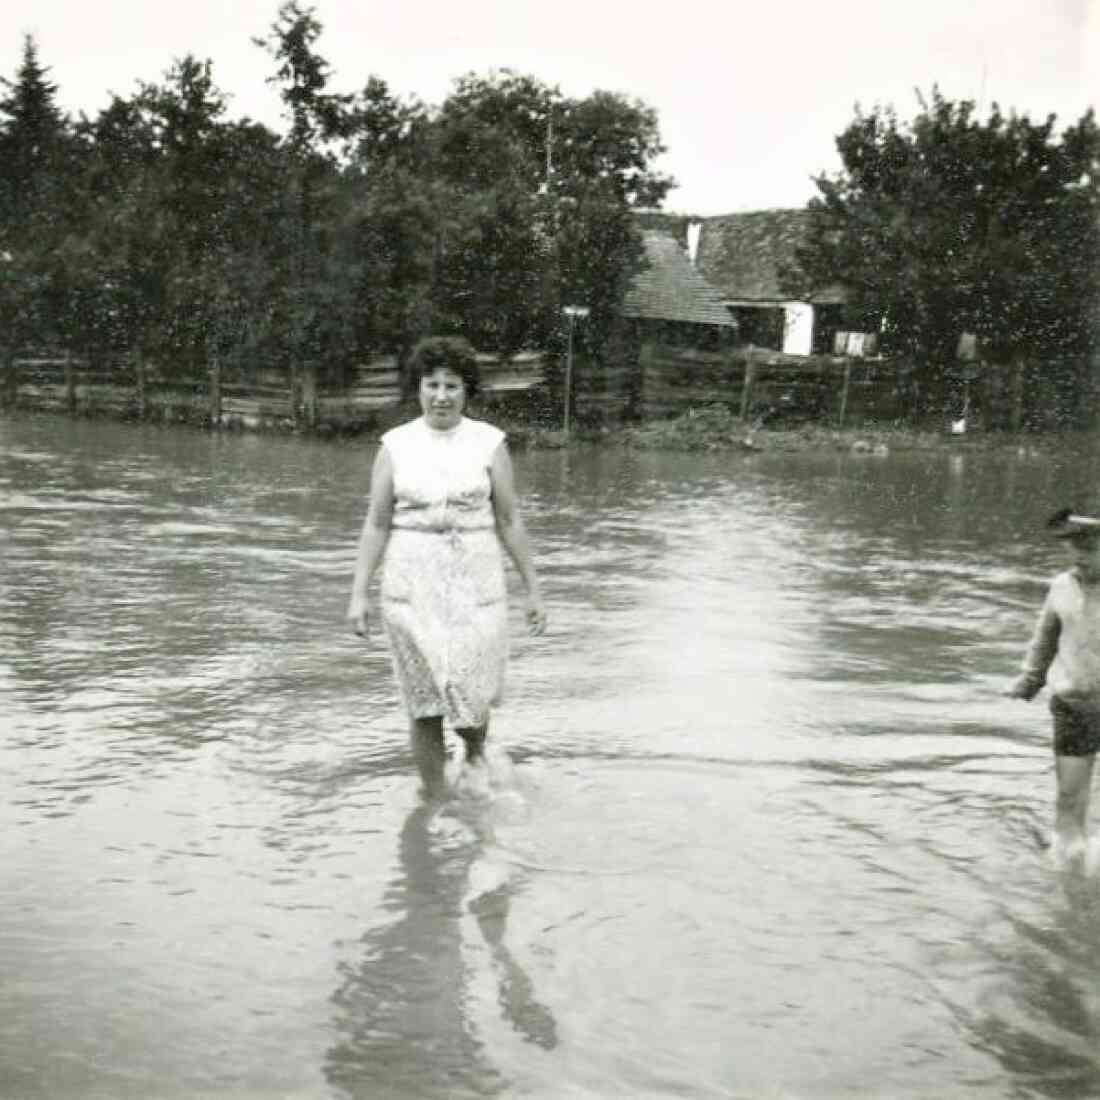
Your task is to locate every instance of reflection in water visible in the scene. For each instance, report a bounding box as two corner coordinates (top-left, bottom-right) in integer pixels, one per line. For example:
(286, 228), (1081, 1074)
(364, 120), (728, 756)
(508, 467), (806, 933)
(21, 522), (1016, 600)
(468, 856), (559, 1055)
(962, 871), (1100, 1100)
(325, 789), (557, 1100)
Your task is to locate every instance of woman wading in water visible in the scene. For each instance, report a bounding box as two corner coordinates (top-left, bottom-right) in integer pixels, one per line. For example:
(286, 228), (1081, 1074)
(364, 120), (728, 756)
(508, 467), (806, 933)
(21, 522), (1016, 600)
(347, 336), (546, 798)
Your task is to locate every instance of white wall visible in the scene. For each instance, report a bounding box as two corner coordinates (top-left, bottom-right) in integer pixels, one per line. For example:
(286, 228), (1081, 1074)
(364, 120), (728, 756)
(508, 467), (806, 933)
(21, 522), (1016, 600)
(782, 302), (814, 356)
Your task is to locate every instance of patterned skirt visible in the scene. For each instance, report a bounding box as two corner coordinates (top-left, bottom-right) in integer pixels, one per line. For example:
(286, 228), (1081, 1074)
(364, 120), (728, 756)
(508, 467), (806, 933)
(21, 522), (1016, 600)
(380, 525), (508, 727)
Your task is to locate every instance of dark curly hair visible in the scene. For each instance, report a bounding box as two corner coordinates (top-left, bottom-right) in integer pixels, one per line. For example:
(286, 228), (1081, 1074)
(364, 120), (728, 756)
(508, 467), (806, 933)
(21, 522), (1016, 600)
(407, 336), (481, 398)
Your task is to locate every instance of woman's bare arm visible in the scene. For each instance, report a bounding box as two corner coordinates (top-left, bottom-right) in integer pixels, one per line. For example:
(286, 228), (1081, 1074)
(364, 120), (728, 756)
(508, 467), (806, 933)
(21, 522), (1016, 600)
(490, 442), (546, 635)
(347, 447), (395, 636)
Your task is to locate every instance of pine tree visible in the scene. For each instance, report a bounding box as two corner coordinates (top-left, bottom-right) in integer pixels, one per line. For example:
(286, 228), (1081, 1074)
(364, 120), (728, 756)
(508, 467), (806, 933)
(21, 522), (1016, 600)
(0, 34), (68, 234)
(0, 34), (72, 364)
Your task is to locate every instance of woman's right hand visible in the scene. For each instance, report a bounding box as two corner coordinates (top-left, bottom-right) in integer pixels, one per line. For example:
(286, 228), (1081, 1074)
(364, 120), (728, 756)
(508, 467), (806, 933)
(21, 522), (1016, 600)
(1006, 675), (1038, 700)
(348, 596), (370, 638)
(524, 593), (547, 636)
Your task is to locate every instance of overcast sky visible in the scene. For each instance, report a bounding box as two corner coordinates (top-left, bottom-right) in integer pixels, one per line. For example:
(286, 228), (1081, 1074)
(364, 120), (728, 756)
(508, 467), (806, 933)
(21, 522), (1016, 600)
(3, 0), (1099, 215)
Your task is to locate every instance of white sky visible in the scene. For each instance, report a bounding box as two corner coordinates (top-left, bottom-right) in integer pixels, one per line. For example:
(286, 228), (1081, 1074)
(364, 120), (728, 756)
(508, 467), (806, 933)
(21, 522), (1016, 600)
(4, 0), (1099, 215)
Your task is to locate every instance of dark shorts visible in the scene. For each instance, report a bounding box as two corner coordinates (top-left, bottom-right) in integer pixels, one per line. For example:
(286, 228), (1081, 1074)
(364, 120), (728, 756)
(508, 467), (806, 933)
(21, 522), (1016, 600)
(1050, 696), (1100, 757)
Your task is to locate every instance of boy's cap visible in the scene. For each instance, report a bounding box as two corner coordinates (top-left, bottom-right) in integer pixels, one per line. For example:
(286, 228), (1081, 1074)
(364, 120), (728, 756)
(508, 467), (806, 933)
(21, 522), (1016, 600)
(1047, 508), (1100, 539)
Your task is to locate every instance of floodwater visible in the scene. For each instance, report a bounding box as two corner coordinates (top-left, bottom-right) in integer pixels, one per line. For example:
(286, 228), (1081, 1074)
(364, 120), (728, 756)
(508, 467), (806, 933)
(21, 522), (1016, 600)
(3, 413), (1100, 1100)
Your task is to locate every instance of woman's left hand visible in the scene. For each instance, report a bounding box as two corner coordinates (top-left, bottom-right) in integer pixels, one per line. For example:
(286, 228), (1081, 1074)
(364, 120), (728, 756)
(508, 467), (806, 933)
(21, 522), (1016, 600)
(525, 595), (547, 636)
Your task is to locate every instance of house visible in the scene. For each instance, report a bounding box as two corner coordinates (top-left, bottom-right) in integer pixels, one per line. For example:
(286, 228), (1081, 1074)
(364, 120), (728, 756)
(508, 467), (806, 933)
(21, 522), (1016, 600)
(692, 209), (848, 356)
(621, 231), (737, 346)
(562, 230), (736, 423)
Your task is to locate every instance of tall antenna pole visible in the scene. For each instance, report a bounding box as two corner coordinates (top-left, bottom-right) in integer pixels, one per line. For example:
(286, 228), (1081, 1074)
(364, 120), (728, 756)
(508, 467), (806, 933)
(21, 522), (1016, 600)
(545, 111), (554, 183)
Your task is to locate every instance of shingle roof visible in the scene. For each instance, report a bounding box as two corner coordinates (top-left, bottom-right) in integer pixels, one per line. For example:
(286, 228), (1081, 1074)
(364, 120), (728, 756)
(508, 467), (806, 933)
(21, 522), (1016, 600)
(621, 232), (735, 327)
(695, 208), (845, 305)
(633, 210), (692, 244)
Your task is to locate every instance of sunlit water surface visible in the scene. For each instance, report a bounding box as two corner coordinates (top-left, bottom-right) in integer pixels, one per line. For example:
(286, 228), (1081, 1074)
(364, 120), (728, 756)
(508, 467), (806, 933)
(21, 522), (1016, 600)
(3, 413), (1100, 1100)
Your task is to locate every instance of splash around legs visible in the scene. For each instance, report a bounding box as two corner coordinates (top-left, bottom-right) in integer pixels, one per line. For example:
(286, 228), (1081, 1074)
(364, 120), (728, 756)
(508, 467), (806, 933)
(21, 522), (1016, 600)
(1051, 752), (1096, 867)
(409, 715), (525, 816)
(409, 717), (497, 801)
(455, 723), (491, 799)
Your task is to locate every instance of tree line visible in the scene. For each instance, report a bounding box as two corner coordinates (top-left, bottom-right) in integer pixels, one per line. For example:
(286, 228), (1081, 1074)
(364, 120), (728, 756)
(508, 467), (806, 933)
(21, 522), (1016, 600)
(0, 2), (673, 423)
(790, 89), (1100, 422)
(4, 3), (1098, 431)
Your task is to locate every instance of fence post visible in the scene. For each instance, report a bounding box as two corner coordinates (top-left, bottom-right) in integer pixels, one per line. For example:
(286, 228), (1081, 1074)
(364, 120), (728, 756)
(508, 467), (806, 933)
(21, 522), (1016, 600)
(133, 348), (147, 419)
(302, 362), (318, 429)
(0, 347), (14, 407)
(637, 341), (655, 420)
(1010, 356), (1026, 432)
(739, 346), (756, 420)
(64, 350), (76, 413)
(836, 357), (852, 428)
(208, 351), (222, 426)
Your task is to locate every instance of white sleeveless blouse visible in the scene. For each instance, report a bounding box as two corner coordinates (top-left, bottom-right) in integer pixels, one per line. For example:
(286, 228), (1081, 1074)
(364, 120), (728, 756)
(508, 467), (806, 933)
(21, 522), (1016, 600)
(378, 416), (509, 725)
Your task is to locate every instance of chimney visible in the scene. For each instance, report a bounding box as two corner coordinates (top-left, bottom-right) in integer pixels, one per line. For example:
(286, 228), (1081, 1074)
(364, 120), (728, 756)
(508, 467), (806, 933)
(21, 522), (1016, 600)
(686, 221), (702, 266)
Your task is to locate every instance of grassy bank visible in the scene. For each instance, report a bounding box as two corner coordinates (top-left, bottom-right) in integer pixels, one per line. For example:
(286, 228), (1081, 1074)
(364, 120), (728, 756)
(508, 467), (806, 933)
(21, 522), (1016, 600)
(1, 398), (1082, 458)
(496, 404), (1075, 456)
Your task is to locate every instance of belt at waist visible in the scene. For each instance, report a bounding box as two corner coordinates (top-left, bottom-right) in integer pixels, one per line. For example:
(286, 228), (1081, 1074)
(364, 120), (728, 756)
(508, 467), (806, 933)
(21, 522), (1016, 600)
(390, 524), (496, 534)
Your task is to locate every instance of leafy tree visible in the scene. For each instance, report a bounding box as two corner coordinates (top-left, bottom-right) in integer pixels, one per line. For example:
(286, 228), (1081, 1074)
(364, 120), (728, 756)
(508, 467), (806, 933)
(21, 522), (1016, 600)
(553, 90), (672, 208)
(791, 89), (1100, 411)
(197, 120), (289, 379)
(0, 18), (677, 423)
(255, 1), (361, 422)
(350, 76), (429, 170)
(255, 0), (353, 151)
(142, 56), (236, 374)
(363, 69), (674, 359)
(547, 90), (670, 353)
(428, 74), (550, 354)
(347, 78), (435, 339)
(70, 90), (174, 406)
(67, 60), (284, 415)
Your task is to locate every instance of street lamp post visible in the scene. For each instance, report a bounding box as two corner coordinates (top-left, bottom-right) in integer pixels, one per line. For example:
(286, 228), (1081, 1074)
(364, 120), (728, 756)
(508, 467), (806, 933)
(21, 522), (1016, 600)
(562, 305), (590, 435)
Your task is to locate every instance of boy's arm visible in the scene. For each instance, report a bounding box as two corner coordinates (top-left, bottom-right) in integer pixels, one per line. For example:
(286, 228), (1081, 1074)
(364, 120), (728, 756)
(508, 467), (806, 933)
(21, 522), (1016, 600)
(1009, 590), (1061, 699)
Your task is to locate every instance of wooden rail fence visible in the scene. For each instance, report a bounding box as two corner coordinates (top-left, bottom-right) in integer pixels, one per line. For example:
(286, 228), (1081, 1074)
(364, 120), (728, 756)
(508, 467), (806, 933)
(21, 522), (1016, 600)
(8, 344), (1090, 431)
(630, 344), (902, 426)
(3, 350), (549, 428)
